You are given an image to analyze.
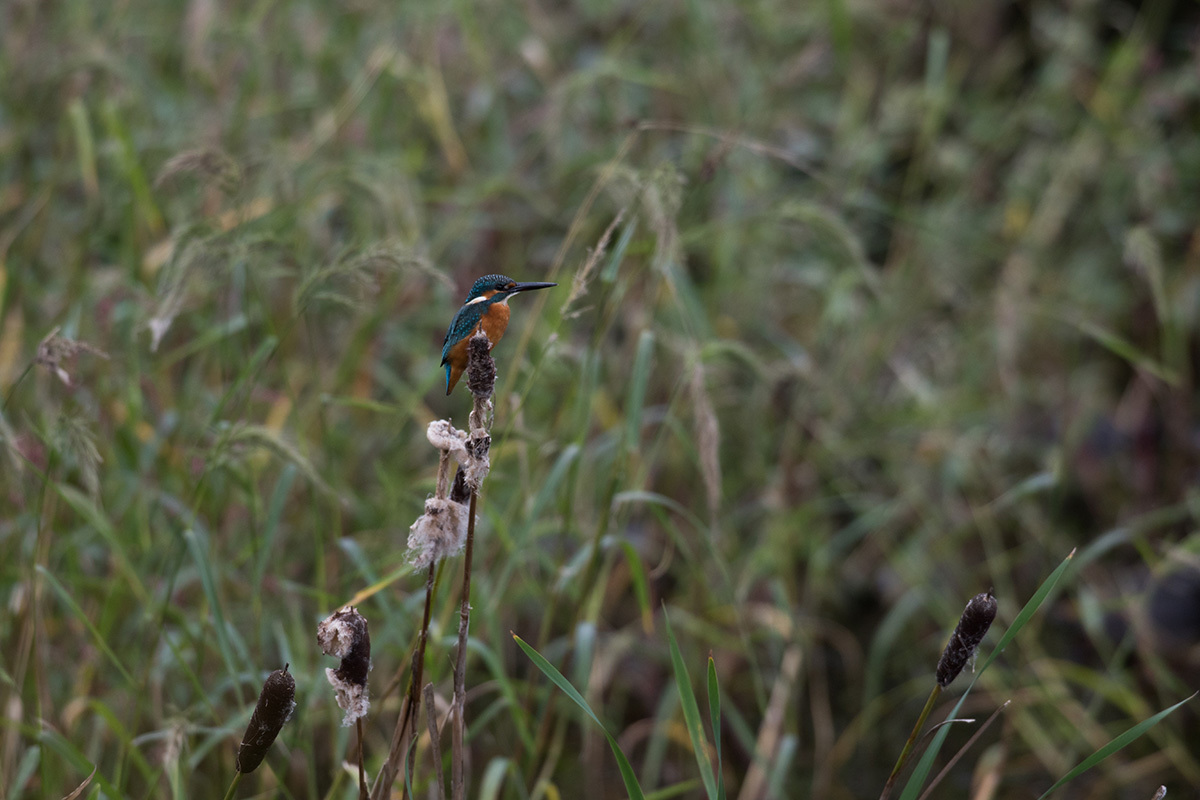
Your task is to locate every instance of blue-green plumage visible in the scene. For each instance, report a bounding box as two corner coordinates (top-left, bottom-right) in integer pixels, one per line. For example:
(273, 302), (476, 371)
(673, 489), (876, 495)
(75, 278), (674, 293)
(440, 274), (556, 394)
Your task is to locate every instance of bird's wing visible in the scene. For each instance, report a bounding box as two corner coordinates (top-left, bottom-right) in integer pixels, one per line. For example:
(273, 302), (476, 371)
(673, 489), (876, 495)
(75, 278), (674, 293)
(440, 307), (463, 366)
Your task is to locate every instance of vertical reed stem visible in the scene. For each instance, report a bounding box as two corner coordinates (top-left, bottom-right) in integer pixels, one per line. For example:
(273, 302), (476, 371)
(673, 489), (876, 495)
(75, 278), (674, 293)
(370, 562), (437, 799)
(425, 682), (447, 800)
(356, 718), (368, 800)
(450, 489), (478, 800)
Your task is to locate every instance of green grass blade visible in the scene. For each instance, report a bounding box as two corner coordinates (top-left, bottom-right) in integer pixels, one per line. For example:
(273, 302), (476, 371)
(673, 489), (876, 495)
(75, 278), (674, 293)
(86, 699), (156, 784)
(619, 541), (653, 634)
(7, 744), (41, 796)
(254, 464), (297, 588)
(160, 314), (250, 368)
(707, 656), (726, 800)
(478, 757), (511, 800)
(898, 550), (1076, 800)
(528, 442), (580, 525)
(55, 485), (150, 606)
(37, 725), (120, 796)
(976, 549), (1076, 674)
(625, 330), (655, 452)
(663, 610), (718, 799)
(183, 527), (246, 705)
(471, 638), (535, 751)
(612, 491), (708, 536)
(208, 335), (279, 423)
(66, 98), (98, 198)
(1035, 692), (1197, 799)
(513, 634), (645, 800)
(36, 566), (136, 689)
(1067, 317), (1179, 385)
(644, 780), (704, 800)
(101, 97), (163, 234)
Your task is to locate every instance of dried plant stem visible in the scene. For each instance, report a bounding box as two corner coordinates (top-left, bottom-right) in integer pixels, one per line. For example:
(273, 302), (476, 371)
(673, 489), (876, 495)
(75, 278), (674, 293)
(356, 718), (368, 800)
(370, 562), (436, 800)
(879, 684), (942, 800)
(450, 489), (478, 800)
(435, 448), (452, 498)
(424, 682), (446, 800)
(737, 643), (803, 800)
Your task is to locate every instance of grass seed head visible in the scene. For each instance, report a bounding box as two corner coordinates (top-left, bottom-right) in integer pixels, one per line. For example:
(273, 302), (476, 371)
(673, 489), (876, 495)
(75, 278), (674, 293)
(154, 147), (242, 191)
(936, 591), (998, 688)
(236, 665), (296, 773)
(35, 326), (109, 386)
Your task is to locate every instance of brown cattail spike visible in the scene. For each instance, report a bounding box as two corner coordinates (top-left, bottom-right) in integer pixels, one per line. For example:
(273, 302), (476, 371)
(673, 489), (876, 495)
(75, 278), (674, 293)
(936, 591), (998, 687)
(236, 665), (296, 773)
(450, 466), (471, 504)
(466, 333), (496, 399)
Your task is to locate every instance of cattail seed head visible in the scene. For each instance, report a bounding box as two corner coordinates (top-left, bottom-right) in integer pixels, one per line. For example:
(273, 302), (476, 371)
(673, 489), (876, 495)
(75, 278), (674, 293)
(236, 665), (296, 773)
(465, 432), (491, 491)
(936, 591), (998, 687)
(426, 419), (468, 460)
(466, 333), (496, 399)
(450, 466), (471, 504)
(405, 497), (470, 568)
(318, 606), (372, 726)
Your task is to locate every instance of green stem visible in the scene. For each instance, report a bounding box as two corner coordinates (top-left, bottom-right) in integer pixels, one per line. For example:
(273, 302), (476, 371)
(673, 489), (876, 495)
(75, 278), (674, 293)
(880, 683), (942, 800)
(221, 771), (242, 800)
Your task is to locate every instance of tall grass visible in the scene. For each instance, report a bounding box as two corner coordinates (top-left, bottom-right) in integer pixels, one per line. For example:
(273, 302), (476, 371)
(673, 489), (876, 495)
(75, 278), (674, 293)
(3, 1), (1200, 797)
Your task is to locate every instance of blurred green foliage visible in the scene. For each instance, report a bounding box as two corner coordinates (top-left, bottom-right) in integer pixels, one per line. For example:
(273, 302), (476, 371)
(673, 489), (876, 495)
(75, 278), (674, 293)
(2, 0), (1199, 797)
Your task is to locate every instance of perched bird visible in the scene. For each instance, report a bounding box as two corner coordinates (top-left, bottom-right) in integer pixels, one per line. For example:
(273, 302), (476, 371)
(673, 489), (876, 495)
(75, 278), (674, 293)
(440, 274), (556, 395)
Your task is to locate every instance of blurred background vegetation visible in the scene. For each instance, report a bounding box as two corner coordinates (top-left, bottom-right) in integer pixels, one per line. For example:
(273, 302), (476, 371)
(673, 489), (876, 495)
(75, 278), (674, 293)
(2, 0), (1199, 797)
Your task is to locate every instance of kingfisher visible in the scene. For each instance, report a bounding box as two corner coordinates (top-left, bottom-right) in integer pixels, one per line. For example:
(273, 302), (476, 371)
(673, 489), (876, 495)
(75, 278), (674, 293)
(440, 274), (556, 394)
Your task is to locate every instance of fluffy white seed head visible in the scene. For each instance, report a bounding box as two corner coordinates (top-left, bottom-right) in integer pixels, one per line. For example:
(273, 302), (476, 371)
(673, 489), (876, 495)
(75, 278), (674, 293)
(406, 497), (470, 569)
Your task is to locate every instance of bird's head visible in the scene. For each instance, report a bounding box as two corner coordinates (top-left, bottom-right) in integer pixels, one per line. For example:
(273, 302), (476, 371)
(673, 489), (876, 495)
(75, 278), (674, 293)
(464, 274), (556, 305)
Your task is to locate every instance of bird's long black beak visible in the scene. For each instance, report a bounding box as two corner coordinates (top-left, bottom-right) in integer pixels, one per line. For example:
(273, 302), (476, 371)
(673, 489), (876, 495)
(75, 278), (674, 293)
(509, 281), (557, 293)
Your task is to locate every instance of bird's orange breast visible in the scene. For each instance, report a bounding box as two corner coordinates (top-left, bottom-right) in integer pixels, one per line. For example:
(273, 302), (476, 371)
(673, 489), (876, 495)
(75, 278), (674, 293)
(479, 301), (510, 346)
